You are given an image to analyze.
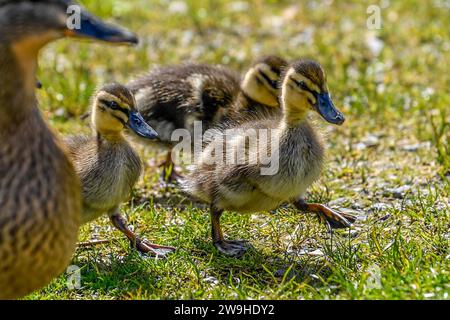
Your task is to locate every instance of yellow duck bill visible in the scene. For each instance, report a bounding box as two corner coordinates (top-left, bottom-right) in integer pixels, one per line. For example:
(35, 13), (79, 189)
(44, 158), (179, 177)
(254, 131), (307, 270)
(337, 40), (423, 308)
(127, 111), (159, 140)
(65, 6), (138, 45)
(315, 93), (345, 125)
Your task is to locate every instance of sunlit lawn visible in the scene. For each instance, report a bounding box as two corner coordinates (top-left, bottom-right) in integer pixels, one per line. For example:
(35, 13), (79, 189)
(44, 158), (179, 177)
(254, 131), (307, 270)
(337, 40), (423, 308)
(30, 0), (449, 299)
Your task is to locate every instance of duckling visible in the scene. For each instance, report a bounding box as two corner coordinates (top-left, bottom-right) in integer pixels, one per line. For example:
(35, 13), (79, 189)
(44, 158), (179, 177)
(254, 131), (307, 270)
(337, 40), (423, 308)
(0, 0), (138, 299)
(64, 84), (176, 256)
(126, 56), (287, 181)
(182, 59), (356, 257)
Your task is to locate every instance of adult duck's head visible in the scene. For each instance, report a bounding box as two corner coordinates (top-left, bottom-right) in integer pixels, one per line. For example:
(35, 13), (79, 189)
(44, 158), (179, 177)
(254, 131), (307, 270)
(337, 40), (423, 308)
(0, 0), (138, 92)
(281, 59), (345, 125)
(0, 0), (138, 46)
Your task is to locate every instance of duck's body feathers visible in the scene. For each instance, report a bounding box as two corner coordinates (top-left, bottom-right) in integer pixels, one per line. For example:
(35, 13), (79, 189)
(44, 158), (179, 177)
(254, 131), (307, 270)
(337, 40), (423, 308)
(0, 107), (81, 299)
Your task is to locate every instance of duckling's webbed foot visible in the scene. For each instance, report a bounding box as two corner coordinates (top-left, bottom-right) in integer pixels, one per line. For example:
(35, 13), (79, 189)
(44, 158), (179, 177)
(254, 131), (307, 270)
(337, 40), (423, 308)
(109, 213), (176, 257)
(136, 239), (176, 257)
(210, 206), (249, 258)
(293, 199), (357, 229)
(214, 240), (248, 258)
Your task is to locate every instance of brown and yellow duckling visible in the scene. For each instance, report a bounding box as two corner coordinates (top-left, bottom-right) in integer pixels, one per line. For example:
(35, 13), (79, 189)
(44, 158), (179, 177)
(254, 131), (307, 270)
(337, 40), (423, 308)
(183, 59), (356, 257)
(0, 0), (137, 299)
(126, 56), (287, 181)
(65, 84), (176, 256)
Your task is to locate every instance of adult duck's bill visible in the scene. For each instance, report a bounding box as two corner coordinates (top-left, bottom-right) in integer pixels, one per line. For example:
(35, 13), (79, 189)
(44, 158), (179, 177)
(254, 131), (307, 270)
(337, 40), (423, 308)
(64, 7), (138, 45)
(315, 93), (345, 125)
(127, 112), (159, 140)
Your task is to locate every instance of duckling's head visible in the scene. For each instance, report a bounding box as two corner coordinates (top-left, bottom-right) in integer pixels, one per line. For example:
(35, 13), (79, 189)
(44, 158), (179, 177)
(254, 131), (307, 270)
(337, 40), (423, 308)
(281, 59), (345, 125)
(92, 84), (158, 141)
(241, 55), (288, 107)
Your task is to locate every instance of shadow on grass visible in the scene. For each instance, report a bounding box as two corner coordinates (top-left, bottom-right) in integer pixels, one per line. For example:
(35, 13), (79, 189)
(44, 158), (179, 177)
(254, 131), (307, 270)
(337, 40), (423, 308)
(71, 245), (166, 296)
(189, 237), (335, 290)
(136, 181), (209, 212)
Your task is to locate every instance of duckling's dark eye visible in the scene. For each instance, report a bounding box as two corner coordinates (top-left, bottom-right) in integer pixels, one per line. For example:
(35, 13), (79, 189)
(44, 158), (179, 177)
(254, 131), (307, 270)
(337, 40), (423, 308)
(298, 81), (308, 89)
(99, 99), (130, 116)
(269, 79), (278, 88)
(107, 101), (120, 110)
(292, 78), (318, 96)
(258, 70), (278, 89)
(99, 99), (120, 110)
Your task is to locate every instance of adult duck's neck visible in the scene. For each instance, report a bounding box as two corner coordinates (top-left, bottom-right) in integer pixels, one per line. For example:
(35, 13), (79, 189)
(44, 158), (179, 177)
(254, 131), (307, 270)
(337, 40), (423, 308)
(0, 45), (37, 130)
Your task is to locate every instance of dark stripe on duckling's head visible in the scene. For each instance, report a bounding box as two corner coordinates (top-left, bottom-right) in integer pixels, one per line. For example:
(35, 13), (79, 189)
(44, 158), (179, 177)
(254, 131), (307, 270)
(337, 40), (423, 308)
(100, 83), (136, 108)
(97, 99), (128, 126)
(253, 55), (288, 90)
(242, 55), (288, 108)
(94, 83), (158, 140)
(290, 59), (327, 92)
(254, 55), (288, 78)
(258, 69), (278, 90)
(282, 59), (345, 125)
(95, 83), (135, 127)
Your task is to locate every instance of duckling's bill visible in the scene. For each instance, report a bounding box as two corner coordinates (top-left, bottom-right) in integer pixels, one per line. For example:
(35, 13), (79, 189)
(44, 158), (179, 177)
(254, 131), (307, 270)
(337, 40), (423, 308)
(315, 93), (345, 125)
(64, 8), (138, 45)
(127, 111), (159, 140)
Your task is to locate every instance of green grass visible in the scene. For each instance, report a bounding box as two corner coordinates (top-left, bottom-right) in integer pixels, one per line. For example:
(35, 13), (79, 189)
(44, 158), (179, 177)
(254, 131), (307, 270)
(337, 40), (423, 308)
(30, 0), (449, 300)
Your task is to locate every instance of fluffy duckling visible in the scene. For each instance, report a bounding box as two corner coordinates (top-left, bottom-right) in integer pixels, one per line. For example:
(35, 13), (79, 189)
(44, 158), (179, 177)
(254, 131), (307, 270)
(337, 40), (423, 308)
(0, 0), (137, 299)
(65, 84), (176, 256)
(183, 59), (356, 257)
(126, 56), (287, 181)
